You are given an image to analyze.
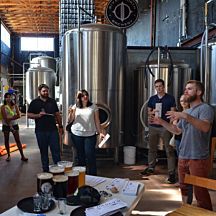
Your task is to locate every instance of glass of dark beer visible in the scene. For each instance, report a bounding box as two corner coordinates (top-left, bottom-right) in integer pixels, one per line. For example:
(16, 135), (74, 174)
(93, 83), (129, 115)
(53, 175), (68, 199)
(66, 170), (79, 195)
(37, 172), (53, 194)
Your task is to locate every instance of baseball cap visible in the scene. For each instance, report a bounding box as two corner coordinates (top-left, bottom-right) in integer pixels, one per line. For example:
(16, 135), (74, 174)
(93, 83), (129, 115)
(67, 185), (101, 207)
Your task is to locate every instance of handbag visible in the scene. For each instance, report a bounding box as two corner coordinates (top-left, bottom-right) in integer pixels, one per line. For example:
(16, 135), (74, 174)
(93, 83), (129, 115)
(66, 121), (73, 132)
(169, 134), (176, 147)
(66, 107), (76, 132)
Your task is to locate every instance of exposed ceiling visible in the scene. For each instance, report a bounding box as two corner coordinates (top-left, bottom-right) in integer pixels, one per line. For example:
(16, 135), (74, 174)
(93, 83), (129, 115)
(0, 0), (109, 35)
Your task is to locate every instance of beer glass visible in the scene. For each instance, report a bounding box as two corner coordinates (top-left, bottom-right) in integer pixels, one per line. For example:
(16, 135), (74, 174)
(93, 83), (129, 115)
(49, 165), (65, 175)
(57, 161), (73, 173)
(53, 175), (68, 199)
(73, 166), (86, 187)
(66, 170), (79, 195)
(37, 172), (53, 194)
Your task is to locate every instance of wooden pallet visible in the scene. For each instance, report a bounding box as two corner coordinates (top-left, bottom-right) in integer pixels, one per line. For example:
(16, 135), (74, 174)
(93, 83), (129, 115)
(0, 144), (26, 156)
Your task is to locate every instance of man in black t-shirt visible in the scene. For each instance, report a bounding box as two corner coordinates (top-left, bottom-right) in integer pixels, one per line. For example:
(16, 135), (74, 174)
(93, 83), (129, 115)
(27, 84), (63, 172)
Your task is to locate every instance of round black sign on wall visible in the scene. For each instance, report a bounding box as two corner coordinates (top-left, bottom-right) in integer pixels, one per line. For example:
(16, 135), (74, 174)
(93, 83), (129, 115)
(105, 0), (139, 28)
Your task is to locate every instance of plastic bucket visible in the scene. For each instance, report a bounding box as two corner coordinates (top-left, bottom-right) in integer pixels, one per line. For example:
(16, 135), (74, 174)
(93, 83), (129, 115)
(123, 146), (136, 165)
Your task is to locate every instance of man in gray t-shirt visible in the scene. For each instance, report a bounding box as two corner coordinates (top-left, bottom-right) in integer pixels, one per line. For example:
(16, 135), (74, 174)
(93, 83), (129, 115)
(153, 80), (214, 211)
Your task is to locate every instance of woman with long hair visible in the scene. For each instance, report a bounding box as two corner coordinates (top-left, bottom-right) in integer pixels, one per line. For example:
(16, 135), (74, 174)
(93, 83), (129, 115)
(67, 89), (105, 175)
(1, 92), (28, 162)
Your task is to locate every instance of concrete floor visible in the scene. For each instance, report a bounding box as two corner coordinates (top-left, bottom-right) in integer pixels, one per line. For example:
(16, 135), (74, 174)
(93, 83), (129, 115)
(0, 116), (216, 215)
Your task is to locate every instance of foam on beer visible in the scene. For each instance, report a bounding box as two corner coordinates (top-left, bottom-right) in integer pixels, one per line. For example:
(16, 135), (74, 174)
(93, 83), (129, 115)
(49, 165), (65, 174)
(53, 175), (68, 182)
(37, 172), (53, 180)
(57, 161), (73, 172)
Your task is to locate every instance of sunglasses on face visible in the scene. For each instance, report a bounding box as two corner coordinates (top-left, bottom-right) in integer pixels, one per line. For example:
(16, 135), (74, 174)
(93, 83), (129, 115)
(81, 94), (88, 97)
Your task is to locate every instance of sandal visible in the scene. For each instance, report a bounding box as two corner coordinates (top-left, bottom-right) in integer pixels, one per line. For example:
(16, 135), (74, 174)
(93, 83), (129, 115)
(6, 156), (11, 162)
(21, 157), (28, 162)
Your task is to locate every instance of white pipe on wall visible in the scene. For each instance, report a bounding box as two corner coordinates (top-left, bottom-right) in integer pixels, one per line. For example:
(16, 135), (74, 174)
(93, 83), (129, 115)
(180, 0), (187, 38)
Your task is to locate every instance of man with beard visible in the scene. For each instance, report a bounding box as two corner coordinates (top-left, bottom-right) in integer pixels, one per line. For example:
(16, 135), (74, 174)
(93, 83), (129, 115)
(27, 84), (63, 172)
(152, 80), (214, 210)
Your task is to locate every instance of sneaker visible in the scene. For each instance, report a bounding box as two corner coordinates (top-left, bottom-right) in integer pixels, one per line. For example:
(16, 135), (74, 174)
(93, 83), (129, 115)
(140, 167), (154, 176)
(21, 157), (28, 162)
(165, 174), (176, 184)
(6, 156), (11, 162)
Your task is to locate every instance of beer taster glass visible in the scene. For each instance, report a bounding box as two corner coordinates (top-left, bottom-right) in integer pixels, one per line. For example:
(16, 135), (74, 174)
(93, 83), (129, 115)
(67, 170), (79, 195)
(53, 175), (68, 199)
(57, 161), (73, 173)
(37, 172), (53, 194)
(73, 166), (86, 187)
(49, 165), (65, 175)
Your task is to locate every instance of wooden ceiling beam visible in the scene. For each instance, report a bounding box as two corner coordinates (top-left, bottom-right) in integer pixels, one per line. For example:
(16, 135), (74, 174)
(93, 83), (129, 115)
(0, 0), (111, 34)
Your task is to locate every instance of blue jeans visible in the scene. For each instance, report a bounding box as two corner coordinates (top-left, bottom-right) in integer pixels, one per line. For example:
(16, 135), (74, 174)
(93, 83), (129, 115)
(71, 133), (97, 175)
(36, 130), (61, 172)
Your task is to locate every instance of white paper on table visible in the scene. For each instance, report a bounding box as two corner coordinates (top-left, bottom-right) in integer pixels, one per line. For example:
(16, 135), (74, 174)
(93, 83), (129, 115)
(105, 178), (129, 193)
(98, 134), (110, 148)
(85, 198), (127, 216)
(86, 175), (106, 187)
(122, 181), (140, 196)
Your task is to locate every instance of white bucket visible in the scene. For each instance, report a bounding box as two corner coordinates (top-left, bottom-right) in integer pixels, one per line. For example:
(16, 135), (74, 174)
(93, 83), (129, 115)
(123, 146), (136, 165)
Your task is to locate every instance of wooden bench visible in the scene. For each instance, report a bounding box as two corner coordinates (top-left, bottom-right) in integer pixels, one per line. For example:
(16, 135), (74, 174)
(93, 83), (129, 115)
(166, 203), (216, 216)
(184, 174), (216, 190)
(209, 137), (216, 175)
(166, 174), (216, 215)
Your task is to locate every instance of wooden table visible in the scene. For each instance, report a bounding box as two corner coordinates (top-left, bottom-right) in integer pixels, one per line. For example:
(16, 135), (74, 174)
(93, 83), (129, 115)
(1, 176), (145, 216)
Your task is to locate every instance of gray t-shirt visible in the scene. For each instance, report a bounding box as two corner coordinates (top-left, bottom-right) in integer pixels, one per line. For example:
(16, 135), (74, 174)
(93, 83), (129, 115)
(177, 103), (214, 159)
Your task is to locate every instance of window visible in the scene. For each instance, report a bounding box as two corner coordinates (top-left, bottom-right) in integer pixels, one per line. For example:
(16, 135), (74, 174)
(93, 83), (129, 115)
(21, 37), (54, 51)
(1, 24), (10, 48)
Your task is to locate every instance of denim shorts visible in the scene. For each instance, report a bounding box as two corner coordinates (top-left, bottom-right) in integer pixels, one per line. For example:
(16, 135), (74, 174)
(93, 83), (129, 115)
(2, 124), (19, 132)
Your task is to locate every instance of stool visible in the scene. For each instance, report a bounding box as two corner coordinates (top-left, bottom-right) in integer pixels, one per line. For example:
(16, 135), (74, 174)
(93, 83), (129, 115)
(209, 137), (216, 175)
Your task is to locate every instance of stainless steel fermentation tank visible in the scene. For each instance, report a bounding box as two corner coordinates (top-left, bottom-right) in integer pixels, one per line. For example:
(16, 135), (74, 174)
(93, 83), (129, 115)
(30, 56), (57, 72)
(62, 24), (126, 153)
(210, 45), (216, 106)
(25, 56), (57, 104)
(26, 67), (56, 104)
(136, 59), (191, 148)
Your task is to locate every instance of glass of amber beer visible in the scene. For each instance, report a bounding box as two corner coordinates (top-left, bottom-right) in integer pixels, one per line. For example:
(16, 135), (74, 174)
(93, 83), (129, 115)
(73, 166), (86, 187)
(57, 161), (73, 173)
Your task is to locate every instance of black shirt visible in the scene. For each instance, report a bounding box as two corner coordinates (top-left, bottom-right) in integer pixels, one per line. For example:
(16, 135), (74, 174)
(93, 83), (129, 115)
(28, 97), (59, 132)
(148, 93), (176, 127)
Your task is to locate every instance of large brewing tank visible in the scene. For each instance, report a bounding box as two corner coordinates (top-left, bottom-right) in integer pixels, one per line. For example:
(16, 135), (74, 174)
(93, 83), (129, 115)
(210, 45), (216, 106)
(135, 59), (191, 148)
(26, 67), (56, 104)
(30, 56), (56, 72)
(62, 24), (126, 149)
